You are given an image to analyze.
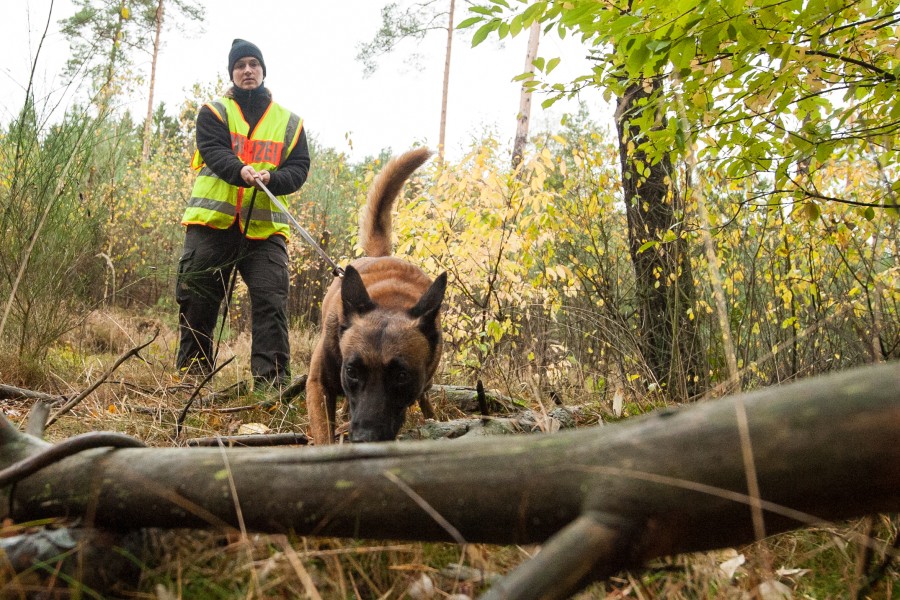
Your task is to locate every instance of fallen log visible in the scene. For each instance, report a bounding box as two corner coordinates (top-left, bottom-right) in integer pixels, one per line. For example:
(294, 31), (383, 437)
(185, 432), (309, 447)
(1, 362), (898, 599)
(429, 383), (521, 413)
(402, 406), (578, 440)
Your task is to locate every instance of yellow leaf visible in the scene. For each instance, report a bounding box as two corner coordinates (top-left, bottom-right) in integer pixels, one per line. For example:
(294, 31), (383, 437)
(803, 201), (821, 221)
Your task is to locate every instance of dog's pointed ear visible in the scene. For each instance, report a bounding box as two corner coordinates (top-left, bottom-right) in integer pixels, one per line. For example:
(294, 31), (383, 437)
(341, 265), (376, 320)
(410, 272), (447, 340)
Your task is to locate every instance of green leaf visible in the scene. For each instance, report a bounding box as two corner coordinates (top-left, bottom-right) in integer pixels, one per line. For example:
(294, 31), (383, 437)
(646, 39), (671, 53)
(609, 14), (642, 37)
(563, 2), (605, 29)
(546, 57), (561, 74)
(637, 240), (658, 254)
(668, 38), (696, 70)
(469, 5), (496, 16)
(700, 27), (720, 56)
(471, 20), (499, 46)
(726, 23), (738, 41)
(510, 14), (523, 37)
(625, 39), (650, 77)
(522, 2), (548, 23)
(735, 17), (762, 44)
(457, 17), (484, 30)
(815, 142), (833, 164)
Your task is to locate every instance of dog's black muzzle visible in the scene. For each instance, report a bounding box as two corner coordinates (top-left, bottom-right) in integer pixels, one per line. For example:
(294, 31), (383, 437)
(348, 401), (408, 443)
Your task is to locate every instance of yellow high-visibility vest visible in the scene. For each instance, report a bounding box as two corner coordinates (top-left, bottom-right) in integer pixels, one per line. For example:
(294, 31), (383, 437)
(182, 98), (303, 239)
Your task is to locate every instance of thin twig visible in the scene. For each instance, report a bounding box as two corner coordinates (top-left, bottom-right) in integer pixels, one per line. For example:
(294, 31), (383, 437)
(274, 535), (324, 600)
(174, 357), (234, 437)
(734, 397), (767, 542)
(216, 439), (262, 597)
(383, 470), (467, 545)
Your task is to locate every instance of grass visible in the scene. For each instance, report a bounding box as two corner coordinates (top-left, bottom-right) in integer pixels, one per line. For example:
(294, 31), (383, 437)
(0, 308), (897, 599)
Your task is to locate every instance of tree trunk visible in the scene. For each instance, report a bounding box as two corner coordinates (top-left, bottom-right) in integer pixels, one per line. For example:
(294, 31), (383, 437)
(141, 0), (165, 165)
(511, 20), (541, 171)
(2, 362), (898, 600)
(615, 78), (701, 398)
(438, 0), (455, 160)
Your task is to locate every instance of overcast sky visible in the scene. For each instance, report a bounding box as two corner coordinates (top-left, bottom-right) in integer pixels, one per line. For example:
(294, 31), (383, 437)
(5, 0), (610, 162)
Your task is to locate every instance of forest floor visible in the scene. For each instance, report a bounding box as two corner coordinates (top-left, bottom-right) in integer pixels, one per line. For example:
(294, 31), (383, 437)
(1, 308), (897, 599)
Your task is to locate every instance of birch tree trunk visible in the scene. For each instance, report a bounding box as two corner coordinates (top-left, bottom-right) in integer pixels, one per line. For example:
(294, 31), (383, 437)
(438, 0), (455, 160)
(141, 0), (165, 165)
(512, 20), (541, 171)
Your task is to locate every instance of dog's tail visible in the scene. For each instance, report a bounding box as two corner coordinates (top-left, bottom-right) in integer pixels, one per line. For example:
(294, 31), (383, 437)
(359, 146), (433, 257)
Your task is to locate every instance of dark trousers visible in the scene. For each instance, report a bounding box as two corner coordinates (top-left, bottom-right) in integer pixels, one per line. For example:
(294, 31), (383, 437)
(175, 223), (291, 384)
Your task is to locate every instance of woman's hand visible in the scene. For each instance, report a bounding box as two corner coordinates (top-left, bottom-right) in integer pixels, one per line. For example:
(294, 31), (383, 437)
(240, 165), (271, 187)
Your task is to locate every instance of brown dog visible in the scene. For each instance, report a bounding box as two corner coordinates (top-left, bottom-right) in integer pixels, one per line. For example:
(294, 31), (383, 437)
(305, 147), (447, 444)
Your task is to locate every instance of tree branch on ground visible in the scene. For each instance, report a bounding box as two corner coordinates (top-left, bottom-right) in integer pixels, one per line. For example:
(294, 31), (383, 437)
(1, 362), (897, 599)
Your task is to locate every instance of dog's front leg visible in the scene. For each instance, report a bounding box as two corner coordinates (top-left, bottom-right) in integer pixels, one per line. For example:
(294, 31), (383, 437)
(305, 367), (334, 445)
(417, 393), (435, 420)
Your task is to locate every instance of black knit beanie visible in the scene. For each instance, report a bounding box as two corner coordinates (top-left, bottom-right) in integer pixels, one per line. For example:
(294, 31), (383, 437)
(228, 39), (266, 80)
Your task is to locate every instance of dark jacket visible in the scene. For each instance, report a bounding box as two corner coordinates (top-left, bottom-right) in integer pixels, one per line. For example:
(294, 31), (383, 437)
(195, 84), (310, 196)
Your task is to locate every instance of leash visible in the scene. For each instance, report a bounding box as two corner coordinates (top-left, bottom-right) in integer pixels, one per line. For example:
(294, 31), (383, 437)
(253, 176), (344, 278)
(212, 188), (258, 370)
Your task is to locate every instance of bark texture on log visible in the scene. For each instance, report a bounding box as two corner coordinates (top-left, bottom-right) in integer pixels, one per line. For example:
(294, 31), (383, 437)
(1, 363), (898, 578)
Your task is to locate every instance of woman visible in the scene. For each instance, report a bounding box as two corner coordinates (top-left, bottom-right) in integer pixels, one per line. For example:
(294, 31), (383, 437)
(175, 39), (311, 389)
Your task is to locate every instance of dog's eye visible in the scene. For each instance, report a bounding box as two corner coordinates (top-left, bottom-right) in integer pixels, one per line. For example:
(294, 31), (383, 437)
(387, 360), (414, 388)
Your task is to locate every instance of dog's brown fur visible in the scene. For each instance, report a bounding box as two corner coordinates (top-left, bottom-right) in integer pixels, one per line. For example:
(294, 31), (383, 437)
(305, 147), (447, 444)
